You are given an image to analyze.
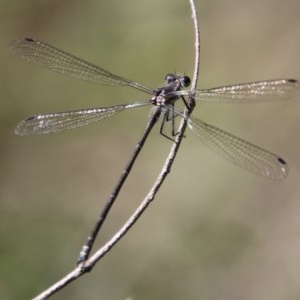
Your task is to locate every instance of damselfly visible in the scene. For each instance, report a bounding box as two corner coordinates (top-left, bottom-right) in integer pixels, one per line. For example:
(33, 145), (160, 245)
(9, 37), (300, 179)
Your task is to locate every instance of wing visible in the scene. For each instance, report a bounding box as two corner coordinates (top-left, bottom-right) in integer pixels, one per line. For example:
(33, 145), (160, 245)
(173, 107), (288, 179)
(188, 115), (288, 179)
(9, 38), (152, 94)
(15, 101), (150, 135)
(172, 79), (300, 103)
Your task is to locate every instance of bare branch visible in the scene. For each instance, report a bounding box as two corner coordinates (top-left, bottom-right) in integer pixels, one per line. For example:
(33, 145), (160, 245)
(85, 0), (201, 286)
(32, 0), (200, 298)
(83, 0), (201, 271)
(189, 0), (200, 90)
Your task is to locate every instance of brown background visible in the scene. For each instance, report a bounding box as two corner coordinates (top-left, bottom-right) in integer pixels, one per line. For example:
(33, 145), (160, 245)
(1, 0), (300, 299)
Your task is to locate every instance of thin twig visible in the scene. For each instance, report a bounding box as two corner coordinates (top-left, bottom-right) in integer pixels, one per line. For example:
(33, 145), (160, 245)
(85, 0), (201, 268)
(86, 0), (201, 267)
(189, 0), (201, 91)
(32, 0), (200, 298)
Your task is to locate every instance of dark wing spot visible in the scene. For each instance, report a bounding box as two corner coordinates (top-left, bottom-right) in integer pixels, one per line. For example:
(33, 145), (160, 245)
(277, 157), (287, 165)
(25, 116), (36, 121)
(24, 37), (35, 42)
(288, 79), (297, 83)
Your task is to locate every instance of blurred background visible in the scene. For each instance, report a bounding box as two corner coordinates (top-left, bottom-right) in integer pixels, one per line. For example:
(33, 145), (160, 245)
(1, 0), (300, 299)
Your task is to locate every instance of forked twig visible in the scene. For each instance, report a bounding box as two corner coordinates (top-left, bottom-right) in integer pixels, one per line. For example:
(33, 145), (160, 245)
(32, 0), (200, 298)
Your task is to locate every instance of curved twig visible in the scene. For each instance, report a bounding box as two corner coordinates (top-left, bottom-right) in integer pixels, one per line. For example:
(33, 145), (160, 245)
(32, 0), (200, 298)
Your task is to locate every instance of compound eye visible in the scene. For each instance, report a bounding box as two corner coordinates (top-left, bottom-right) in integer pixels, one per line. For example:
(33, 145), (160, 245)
(181, 76), (191, 87)
(165, 73), (176, 84)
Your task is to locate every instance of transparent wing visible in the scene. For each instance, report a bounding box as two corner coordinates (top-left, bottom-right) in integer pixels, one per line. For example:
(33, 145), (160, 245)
(172, 79), (300, 103)
(15, 101), (150, 135)
(174, 108), (288, 179)
(9, 38), (152, 94)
